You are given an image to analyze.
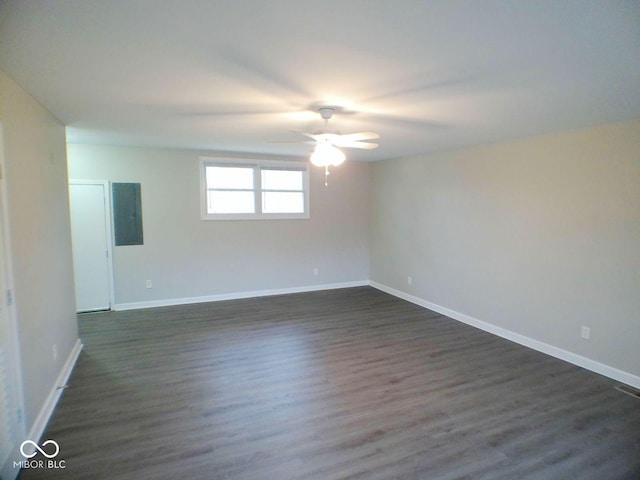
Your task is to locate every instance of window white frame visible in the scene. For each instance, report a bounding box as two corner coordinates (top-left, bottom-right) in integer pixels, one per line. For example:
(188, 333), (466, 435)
(200, 157), (310, 220)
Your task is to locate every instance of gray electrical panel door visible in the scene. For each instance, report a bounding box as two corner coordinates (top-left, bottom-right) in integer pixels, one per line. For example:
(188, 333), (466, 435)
(112, 183), (143, 246)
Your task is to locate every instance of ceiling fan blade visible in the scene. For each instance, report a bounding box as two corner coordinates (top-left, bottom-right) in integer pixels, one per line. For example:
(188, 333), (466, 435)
(339, 141), (379, 150)
(291, 131), (319, 141)
(296, 132), (318, 141)
(335, 132), (380, 142)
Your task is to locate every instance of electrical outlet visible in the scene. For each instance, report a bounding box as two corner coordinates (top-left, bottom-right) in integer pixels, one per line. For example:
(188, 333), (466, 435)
(146, 280), (152, 289)
(52, 344), (58, 361)
(407, 276), (412, 285)
(313, 268), (319, 276)
(581, 326), (591, 340)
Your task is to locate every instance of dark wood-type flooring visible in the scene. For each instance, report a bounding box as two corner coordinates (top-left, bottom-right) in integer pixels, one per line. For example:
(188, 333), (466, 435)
(18, 287), (640, 479)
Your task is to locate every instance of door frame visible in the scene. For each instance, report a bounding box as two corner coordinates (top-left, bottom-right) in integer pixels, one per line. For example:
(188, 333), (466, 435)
(68, 179), (115, 311)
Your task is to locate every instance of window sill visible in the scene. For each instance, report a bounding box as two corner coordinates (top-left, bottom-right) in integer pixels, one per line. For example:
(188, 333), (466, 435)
(201, 212), (310, 221)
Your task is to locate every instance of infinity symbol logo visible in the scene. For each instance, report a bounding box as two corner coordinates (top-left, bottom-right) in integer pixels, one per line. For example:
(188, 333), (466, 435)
(20, 439), (60, 459)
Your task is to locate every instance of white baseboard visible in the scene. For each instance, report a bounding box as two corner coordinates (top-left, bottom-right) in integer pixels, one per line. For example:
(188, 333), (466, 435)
(26, 339), (83, 443)
(1, 338), (82, 480)
(369, 281), (640, 390)
(113, 280), (369, 311)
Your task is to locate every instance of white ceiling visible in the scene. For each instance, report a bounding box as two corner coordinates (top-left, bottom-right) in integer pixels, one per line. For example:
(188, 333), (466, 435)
(1, 0), (639, 162)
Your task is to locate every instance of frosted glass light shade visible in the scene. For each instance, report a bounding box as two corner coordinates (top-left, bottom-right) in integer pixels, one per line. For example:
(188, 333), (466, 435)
(310, 143), (345, 167)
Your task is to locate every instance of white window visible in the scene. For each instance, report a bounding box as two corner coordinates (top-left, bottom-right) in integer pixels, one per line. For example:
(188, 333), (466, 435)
(200, 158), (309, 220)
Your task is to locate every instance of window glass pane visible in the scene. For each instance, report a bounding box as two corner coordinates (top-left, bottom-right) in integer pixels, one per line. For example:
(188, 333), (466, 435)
(261, 169), (303, 191)
(206, 166), (254, 189)
(262, 192), (304, 213)
(208, 191), (255, 214)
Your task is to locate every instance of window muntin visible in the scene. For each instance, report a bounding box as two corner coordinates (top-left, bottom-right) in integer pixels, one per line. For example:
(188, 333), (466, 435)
(200, 158), (309, 220)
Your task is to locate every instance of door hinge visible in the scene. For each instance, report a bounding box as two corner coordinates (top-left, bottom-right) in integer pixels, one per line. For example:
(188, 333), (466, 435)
(6, 289), (12, 306)
(16, 408), (22, 424)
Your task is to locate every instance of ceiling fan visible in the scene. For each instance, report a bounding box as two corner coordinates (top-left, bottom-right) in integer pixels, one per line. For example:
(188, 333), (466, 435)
(301, 106), (380, 151)
(293, 106), (379, 184)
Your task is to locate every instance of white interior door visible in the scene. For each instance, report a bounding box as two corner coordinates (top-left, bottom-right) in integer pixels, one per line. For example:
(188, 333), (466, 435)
(69, 181), (113, 312)
(0, 125), (25, 480)
(0, 186), (22, 477)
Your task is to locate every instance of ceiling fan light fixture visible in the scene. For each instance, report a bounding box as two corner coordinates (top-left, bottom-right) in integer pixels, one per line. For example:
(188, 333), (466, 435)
(310, 142), (345, 167)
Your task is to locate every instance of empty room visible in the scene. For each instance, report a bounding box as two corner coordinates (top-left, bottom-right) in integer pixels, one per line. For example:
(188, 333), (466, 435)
(0, 1), (639, 479)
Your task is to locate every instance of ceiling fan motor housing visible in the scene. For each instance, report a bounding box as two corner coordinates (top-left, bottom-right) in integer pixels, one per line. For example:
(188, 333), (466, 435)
(319, 107), (335, 120)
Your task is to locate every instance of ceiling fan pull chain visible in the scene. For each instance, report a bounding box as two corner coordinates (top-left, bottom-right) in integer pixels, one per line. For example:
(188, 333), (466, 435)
(325, 165), (330, 186)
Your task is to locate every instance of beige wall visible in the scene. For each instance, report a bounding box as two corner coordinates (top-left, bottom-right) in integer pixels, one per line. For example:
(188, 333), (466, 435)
(0, 71), (79, 426)
(68, 144), (371, 306)
(371, 118), (640, 378)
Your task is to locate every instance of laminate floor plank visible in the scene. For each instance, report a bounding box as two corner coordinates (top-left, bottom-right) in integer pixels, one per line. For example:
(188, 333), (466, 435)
(17, 287), (640, 479)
